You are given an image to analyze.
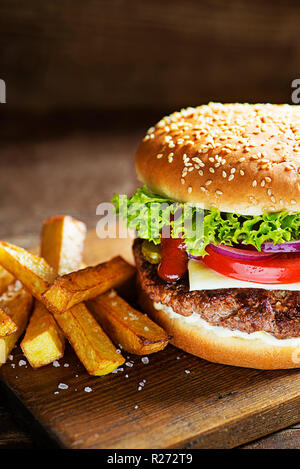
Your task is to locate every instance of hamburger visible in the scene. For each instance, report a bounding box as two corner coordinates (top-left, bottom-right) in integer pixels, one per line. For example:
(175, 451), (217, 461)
(113, 102), (300, 369)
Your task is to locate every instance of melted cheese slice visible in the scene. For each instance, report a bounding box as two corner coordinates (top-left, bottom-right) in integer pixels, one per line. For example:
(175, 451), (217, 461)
(188, 259), (300, 291)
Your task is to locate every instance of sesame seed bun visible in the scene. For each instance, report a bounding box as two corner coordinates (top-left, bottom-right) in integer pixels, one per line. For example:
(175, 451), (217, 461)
(138, 288), (300, 370)
(135, 103), (300, 215)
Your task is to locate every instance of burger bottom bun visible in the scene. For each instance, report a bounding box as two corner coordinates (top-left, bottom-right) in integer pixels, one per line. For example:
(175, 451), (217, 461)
(137, 287), (300, 370)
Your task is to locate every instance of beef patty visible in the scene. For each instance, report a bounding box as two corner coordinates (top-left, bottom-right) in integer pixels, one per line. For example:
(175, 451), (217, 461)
(133, 239), (300, 340)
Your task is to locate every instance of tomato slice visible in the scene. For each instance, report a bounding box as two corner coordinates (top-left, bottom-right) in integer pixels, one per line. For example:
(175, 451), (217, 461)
(202, 245), (300, 284)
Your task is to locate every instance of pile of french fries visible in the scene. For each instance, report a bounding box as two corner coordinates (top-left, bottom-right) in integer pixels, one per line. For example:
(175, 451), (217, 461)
(0, 216), (169, 375)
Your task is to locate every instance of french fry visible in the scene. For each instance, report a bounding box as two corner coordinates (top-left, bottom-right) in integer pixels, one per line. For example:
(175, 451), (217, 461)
(21, 216), (86, 368)
(41, 215), (87, 276)
(0, 241), (55, 301)
(42, 256), (136, 314)
(0, 308), (17, 337)
(39, 218), (125, 375)
(0, 281), (33, 365)
(55, 303), (125, 375)
(21, 301), (65, 368)
(0, 266), (14, 295)
(0, 238), (126, 374)
(87, 290), (169, 355)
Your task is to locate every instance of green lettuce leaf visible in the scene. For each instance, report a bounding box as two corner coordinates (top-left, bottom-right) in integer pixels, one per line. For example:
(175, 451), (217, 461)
(112, 186), (300, 257)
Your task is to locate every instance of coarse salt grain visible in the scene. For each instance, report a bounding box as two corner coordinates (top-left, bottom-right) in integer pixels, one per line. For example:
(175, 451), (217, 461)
(141, 357), (149, 365)
(84, 387), (92, 393)
(53, 361), (60, 368)
(58, 383), (69, 390)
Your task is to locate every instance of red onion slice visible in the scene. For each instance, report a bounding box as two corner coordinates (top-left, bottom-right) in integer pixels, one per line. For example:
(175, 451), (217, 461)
(261, 240), (300, 253)
(188, 244), (274, 261)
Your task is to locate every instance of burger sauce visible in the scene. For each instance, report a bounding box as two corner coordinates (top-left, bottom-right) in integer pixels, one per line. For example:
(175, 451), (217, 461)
(157, 237), (188, 282)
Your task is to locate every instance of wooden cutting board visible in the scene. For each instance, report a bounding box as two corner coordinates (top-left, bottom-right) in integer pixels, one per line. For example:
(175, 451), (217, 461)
(1, 230), (300, 449)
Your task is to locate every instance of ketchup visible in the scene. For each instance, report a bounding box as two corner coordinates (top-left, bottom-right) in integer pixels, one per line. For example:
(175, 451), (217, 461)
(157, 237), (188, 282)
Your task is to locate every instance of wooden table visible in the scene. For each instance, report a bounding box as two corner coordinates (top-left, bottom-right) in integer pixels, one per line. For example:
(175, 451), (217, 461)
(1, 119), (300, 449)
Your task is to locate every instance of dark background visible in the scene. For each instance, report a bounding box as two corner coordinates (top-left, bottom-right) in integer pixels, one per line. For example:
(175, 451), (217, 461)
(1, 0), (300, 449)
(2, 0), (300, 116)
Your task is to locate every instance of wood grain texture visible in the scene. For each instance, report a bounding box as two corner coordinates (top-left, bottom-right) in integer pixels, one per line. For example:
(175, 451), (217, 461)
(242, 427), (300, 449)
(1, 0), (300, 113)
(0, 403), (33, 448)
(1, 230), (300, 449)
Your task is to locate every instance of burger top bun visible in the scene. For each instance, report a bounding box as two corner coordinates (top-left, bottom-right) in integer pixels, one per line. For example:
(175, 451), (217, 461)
(135, 103), (300, 216)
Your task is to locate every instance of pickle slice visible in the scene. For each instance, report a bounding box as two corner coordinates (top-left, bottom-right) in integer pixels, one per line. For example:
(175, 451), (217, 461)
(142, 241), (161, 264)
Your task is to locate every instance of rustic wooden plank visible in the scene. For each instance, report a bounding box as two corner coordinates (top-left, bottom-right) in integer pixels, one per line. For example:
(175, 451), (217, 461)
(0, 401), (33, 448)
(242, 428), (300, 449)
(2, 333), (300, 449)
(1, 230), (300, 449)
